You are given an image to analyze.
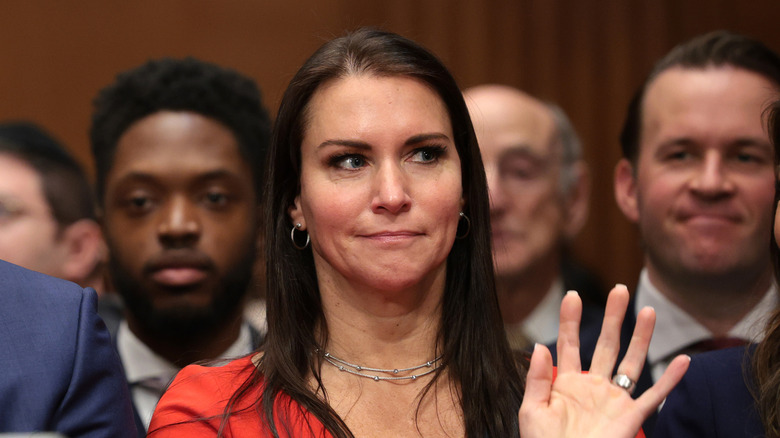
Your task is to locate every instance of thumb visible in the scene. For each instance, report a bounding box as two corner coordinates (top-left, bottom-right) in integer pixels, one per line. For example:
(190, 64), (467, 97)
(520, 343), (554, 410)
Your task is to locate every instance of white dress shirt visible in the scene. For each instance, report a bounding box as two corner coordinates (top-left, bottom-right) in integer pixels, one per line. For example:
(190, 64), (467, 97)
(117, 320), (254, 429)
(635, 268), (777, 383)
(505, 277), (564, 349)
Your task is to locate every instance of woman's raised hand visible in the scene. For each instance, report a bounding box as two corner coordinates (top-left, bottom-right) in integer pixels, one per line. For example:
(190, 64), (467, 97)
(517, 285), (690, 438)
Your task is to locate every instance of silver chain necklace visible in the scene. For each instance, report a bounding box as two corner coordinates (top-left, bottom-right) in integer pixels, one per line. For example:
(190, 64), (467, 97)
(318, 350), (443, 382)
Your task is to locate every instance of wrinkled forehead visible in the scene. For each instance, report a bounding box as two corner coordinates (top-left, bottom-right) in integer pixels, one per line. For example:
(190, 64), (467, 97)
(465, 89), (559, 161)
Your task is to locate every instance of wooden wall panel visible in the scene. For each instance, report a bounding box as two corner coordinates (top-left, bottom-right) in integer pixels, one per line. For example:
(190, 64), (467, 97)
(1, 0), (779, 291)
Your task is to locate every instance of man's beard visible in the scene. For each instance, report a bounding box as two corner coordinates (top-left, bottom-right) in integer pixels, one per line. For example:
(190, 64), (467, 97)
(109, 246), (256, 345)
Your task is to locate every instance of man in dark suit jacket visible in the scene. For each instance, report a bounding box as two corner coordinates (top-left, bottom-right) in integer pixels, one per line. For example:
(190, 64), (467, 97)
(574, 31), (780, 437)
(0, 259), (135, 436)
(90, 58), (271, 435)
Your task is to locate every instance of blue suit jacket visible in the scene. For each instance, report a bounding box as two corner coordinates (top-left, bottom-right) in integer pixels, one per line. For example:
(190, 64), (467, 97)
(550, 298), (657, 436)
(654, 345), (763, 438)
(0, 260), (136, 436)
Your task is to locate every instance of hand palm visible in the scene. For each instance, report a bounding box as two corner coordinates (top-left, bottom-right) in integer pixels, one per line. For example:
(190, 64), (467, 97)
(521, 372), (644, 438)
(517, 286), (689, 438)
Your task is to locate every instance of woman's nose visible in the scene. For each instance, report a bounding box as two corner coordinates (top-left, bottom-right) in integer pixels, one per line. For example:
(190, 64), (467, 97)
(370, 163), (412, 214)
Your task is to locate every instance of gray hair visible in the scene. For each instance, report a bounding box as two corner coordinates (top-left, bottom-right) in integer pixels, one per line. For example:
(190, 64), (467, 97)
(546, 103), (583, 196)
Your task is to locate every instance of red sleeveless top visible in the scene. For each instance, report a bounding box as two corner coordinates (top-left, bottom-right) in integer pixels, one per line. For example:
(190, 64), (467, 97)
(150, 356), (645, 438)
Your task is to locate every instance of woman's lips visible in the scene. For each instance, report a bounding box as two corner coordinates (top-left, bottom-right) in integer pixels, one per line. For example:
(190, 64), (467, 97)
(363, 231), (422, 244)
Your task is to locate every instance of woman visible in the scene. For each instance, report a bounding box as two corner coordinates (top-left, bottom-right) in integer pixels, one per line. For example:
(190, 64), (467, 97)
(149, 28), (688, 437)
(653, 100), (780, 438)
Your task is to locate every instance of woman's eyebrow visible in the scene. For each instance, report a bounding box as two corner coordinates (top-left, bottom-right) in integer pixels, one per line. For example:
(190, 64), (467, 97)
(317, 133), (450, 150)
(405, 132), (451, 145)
(317, 139), (371, 149)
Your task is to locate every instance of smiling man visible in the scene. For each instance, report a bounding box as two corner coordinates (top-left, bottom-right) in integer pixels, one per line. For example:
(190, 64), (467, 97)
(577, 31), (780, 436)
(90, 58), (271, 435)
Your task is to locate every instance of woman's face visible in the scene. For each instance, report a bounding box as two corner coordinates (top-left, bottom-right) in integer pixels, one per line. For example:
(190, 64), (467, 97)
(289, 74), (464, 295)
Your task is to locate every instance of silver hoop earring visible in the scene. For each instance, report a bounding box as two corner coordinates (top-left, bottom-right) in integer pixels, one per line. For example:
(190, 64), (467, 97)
(456, 212), (470, 239)
(290, 223), (310, 249)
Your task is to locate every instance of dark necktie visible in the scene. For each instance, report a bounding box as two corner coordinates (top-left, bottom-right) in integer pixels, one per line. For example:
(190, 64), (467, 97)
(685, 337), (747, 354)
(131, 375), (171, 394)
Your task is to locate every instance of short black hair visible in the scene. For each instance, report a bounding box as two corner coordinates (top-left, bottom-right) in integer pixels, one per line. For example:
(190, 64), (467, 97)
(90, 57), (271, 205)
(620, 30), (780, 163)
(0, 121), (96, 225)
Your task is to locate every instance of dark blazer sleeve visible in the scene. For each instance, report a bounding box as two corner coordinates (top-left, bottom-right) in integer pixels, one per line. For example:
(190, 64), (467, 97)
(52, 286), (137, 437)
(654, 346), (763, 438)
(0, 260), (136, 436)
(653, 350), (719, 437)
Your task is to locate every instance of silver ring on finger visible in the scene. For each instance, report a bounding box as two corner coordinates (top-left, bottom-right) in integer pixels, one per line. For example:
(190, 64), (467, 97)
(611, 373), (636, 395)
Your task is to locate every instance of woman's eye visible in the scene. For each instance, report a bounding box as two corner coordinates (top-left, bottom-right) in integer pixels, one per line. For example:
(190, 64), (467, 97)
(411, 146), (445, 163)
(331, 154), (366, 170)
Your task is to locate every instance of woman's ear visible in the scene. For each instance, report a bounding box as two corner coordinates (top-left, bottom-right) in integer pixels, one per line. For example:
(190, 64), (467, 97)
(288, 195), (305, 229)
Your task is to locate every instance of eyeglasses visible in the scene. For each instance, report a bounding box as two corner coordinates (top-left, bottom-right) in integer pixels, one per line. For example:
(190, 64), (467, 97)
(0, 196), (26, 221)
(0, 195), (54, 225)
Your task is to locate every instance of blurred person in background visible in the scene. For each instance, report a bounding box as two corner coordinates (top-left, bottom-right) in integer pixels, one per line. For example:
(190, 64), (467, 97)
(464, 85), (604, 350)
(582, 31), (780, 436)
(0, 259), (135, 436)
(90, 57), (271, 434)
(0, 121), (105, 293)
(653, 98), (780, 438)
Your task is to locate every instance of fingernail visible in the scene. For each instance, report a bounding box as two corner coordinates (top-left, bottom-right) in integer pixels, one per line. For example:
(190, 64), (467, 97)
(566, 290), (579, 295)
(615, 283), (627, 289)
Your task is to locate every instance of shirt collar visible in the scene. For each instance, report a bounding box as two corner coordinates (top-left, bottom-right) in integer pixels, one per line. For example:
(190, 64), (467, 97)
(636, 268), (777, 366)
(117, 319), (255, 384)
(519, 277), (564, 345)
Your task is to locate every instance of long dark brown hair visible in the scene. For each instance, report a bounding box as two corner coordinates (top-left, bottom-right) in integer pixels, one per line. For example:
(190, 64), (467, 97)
(753, 99), (780, 438)
(219, 28), (526, 437)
